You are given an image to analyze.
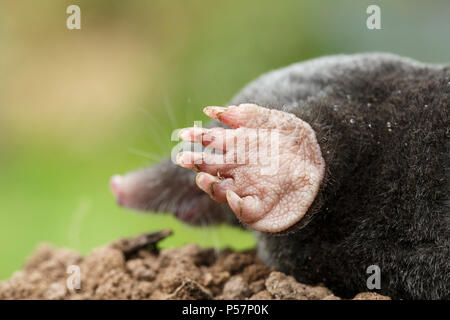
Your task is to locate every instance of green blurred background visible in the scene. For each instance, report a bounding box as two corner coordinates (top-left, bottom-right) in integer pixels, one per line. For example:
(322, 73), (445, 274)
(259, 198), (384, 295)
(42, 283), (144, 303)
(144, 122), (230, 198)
(0, 0), (449, 279)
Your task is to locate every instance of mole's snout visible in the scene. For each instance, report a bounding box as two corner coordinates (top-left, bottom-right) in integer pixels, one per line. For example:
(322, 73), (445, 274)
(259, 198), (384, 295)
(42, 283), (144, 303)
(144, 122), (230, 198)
(110, 174), (126, 206)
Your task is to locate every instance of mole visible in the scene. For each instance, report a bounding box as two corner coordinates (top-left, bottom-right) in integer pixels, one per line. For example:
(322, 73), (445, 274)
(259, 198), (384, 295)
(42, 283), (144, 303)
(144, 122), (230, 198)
(110, 53), (449, 299)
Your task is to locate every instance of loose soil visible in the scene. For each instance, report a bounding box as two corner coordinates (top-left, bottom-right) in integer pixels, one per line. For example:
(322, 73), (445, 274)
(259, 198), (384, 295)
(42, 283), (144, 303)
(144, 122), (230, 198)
(0, 230), (390, 300)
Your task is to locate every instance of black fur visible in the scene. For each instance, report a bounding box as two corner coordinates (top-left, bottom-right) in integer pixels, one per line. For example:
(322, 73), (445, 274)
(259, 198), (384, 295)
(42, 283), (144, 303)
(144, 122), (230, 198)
(133, 53), (450, 299)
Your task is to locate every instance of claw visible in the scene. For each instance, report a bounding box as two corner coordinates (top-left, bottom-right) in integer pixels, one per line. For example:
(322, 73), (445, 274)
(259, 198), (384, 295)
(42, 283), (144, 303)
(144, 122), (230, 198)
(178, 127), (228, 152)
(203, 106), (228, 119)
(196, 172), (235, 202)
(203, 103), (309, 132)
(226, 190), (265, 224)
(196, 172), (219, 199)
(176, 151), (238, 175)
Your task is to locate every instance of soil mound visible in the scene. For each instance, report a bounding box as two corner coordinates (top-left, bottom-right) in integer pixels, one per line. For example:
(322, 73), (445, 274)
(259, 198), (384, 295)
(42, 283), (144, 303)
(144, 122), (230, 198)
(0, 231), (390, 300)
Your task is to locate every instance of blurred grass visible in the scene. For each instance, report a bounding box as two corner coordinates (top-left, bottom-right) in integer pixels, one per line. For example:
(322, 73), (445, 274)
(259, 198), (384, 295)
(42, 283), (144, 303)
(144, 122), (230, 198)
(0, 0), (449, 280)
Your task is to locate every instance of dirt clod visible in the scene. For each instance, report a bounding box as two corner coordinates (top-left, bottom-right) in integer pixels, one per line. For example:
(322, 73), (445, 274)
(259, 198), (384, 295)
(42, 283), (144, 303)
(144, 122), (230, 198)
(0, 232), (391, 300)
(111, 230), (172, 258)
(168, 279), (212, 300)
(221, 275), (251, 299)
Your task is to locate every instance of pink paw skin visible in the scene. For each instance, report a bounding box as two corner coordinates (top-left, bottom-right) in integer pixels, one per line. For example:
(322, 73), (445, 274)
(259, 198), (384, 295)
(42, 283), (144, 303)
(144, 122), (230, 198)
(176, 103), (325, 233)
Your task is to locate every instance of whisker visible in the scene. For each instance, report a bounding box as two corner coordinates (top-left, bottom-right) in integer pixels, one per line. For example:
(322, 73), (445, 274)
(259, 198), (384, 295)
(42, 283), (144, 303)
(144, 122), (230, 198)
(138, 107), (167, 133)
(210, 223), (221, 252)
(136, 107), (172, 153)
(128, 148), (162, 162)
(68, 198), (91, 249)
(163, 95), (178, 129)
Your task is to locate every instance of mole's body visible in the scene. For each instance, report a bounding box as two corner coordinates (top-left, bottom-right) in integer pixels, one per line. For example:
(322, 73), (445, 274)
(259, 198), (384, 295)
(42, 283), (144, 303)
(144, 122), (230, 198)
(111, 53), (449, 299)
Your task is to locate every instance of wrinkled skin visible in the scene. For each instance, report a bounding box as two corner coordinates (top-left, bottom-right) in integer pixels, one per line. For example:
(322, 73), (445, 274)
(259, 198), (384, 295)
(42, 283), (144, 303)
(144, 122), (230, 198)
(110, 53), (449, 299)
(111, 104), (325, 232)
(175, 104), (325, 232)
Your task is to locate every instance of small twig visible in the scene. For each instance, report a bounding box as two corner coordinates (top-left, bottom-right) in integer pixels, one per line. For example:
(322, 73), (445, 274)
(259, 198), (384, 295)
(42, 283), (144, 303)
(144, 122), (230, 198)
(111, 229), (173, 258)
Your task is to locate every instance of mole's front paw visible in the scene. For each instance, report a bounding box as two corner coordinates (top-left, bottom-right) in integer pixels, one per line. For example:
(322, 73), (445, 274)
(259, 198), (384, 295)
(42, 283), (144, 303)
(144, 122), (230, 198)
(176, 104), (325, 232)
